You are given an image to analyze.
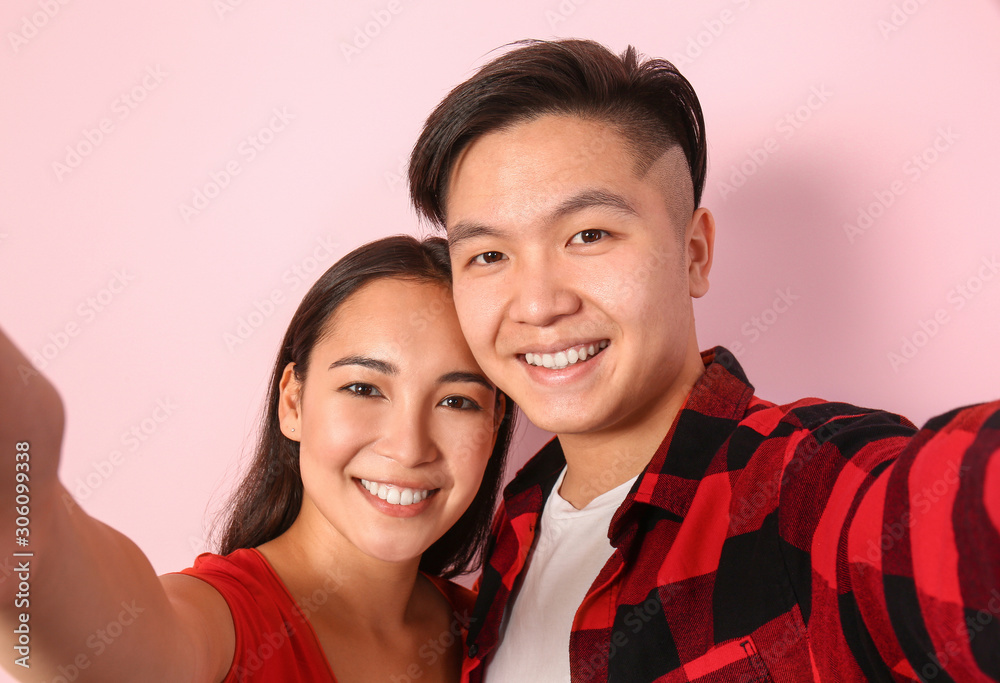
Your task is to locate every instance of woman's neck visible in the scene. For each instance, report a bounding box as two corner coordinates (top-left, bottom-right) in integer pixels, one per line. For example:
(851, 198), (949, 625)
(256, 510), (431, 635)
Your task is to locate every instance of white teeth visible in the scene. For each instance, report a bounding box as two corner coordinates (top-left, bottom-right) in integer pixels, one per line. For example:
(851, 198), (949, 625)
(523, 341), (608, 369)
(360, 479), (430, 506)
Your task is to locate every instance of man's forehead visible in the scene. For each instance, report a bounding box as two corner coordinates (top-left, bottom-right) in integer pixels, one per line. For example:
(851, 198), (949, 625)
(455, 115), (624, 168)
(445, 118), (694, 233)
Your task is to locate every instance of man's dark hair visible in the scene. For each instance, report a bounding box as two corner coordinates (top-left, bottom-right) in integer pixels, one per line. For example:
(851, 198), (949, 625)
(408, 39), (707, 227)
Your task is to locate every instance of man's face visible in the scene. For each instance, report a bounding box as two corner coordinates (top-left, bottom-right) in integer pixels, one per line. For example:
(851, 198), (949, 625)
(445, 115), (713, 440)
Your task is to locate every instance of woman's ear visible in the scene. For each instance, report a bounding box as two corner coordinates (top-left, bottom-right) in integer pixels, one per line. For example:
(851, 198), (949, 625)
(278, 362), (302, 442)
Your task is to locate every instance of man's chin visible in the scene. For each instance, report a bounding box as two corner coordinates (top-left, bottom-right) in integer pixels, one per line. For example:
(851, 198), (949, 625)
(516, 402), (610, 438)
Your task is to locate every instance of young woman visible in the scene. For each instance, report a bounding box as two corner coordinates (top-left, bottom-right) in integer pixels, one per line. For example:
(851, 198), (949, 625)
(1, 235), (515, 682)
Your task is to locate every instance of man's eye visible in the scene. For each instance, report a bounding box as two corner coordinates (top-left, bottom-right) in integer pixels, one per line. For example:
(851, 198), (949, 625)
(342, 383), (382, 398)
(439, 395), (481, 411)
(569, 229), (608, 245)
(471, 251), (507, 265)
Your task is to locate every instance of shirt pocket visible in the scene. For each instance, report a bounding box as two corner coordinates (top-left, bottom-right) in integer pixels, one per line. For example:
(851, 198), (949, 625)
(669, 637), (774, 683)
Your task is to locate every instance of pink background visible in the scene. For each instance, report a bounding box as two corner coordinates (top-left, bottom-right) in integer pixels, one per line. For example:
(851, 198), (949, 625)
(1, 1), (999, 668)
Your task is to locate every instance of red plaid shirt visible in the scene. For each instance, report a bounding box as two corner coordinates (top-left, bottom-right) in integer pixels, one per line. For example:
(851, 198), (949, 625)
(463, 347), (1000, 682)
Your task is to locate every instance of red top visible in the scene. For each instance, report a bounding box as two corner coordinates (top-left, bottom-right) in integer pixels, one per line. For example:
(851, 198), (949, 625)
(181, 548), (474, 682)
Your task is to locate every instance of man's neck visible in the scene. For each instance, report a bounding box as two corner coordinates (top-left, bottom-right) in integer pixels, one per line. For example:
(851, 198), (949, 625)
(556, 358), (704, 509)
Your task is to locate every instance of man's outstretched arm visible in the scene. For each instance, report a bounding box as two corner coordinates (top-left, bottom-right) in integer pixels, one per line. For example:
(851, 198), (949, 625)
(846, 401), (1000, 681)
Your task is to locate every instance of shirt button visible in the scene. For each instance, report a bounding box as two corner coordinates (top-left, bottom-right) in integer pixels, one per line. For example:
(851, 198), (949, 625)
(468, 643), (479, 658)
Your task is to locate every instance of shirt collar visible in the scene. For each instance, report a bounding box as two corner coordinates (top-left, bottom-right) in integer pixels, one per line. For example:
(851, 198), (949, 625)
(499, 346), (754, 523)
(469, 347), (754, 659)
(608, 346), (755, 540)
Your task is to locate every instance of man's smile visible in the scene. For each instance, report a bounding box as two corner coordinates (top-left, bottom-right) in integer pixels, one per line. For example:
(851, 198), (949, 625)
(521, 340), (609, 369)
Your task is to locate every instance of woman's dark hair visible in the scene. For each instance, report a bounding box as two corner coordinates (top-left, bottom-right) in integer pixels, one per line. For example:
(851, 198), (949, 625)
(216, 234), (516, 578)
(408, 39), (707, 227)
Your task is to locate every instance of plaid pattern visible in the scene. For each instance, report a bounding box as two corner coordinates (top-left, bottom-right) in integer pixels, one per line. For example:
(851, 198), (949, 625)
(463, 347), (1000, 682)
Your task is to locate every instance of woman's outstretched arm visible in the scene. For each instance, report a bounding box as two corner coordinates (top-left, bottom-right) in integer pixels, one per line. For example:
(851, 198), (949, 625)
(1, 327), (234, 683)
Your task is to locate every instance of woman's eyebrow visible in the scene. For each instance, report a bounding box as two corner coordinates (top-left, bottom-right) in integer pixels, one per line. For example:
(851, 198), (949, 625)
(328, 360), (492, 391)
(438, 371), (495, 392)
(329, 356), (397, 375)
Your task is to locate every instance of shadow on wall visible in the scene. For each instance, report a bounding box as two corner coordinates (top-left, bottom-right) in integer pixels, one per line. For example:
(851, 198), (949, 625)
(701, 145), (902, 408)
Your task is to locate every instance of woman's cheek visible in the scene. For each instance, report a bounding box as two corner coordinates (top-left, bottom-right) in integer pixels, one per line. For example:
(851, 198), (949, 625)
(447, 414), (496, 473)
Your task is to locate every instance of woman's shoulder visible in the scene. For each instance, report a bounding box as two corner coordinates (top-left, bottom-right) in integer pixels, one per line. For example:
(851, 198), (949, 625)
(169, 548), (337, 682)
(177, 547), (306, 619)
(181, 548), (271, 582)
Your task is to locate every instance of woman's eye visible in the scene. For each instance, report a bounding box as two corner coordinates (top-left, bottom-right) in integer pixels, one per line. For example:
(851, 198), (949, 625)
(342, 383), (382, 398)
(569, 229), (608, 245)
(471, 251), (507, 266)
(439, 395), (481, 411)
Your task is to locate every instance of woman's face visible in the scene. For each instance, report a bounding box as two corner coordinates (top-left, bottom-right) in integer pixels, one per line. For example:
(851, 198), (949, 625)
(279, 277), (502, 565)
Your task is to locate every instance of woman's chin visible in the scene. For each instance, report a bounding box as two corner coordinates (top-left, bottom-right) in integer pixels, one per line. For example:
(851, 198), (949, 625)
(359, 541), (429, 566)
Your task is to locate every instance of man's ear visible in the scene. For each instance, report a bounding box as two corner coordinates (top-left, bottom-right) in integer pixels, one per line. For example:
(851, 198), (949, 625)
(489, 392), (508, 451)
(686, 207), (715, 298)
(278, 362), (302, 442)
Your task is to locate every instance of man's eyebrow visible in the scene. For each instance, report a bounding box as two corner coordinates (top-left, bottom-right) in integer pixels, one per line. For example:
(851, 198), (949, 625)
(329, 356), (397, 375)
(438, 371), (495, 392)
(550, 189), (639, 221)
(447, 221), (502, 251)
(448, 190), (638, 249)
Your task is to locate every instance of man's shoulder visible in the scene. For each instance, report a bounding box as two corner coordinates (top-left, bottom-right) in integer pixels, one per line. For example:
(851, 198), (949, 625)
(697, 346), (918, 447)
(711, 396), (924, 547)
(741, 395), (916, 438)
(728, 396), (919, 481)
(501, 395), (918, 500)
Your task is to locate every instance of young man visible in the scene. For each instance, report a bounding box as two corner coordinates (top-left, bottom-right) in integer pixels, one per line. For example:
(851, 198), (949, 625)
(408, 40), (1000, 682)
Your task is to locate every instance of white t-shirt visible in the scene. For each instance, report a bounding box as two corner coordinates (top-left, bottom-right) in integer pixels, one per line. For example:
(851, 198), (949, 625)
(485, 466), (639, 682)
